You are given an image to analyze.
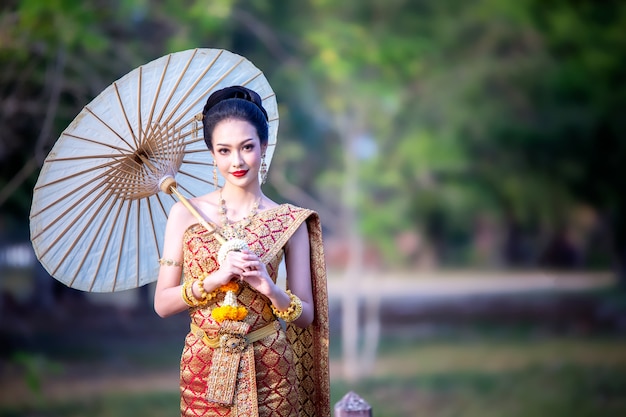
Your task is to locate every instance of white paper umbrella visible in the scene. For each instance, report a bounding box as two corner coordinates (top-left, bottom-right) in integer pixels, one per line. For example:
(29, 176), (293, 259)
(29, 48), (279, 292)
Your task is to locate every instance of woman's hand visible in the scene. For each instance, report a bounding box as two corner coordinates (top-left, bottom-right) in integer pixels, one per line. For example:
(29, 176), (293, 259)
(205, 250), (249, 289)
(238, 249), (276, 297)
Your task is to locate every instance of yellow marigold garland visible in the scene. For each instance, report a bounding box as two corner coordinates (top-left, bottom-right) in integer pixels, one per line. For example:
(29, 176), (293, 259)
(212, 305), (248, 322)
(211, 281), (248, 323)
(220, 281), (240, 293)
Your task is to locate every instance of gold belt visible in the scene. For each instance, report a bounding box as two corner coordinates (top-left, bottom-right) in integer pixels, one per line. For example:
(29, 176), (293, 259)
(190, 321), (280, 353)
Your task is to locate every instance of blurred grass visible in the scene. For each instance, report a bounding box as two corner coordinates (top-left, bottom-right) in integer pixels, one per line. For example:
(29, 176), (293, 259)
(331, 364), (626, 417)
(2, 332), (625, 417)
(330, 333), (626, 417)
(2, 282), (625, 416)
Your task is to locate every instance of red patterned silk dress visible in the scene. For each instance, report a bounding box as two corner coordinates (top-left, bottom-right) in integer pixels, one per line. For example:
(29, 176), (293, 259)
(179, 204), (330, 417)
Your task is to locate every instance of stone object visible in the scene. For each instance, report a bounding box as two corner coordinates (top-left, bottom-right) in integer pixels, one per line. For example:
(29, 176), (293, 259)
(334, 391), (373, 416)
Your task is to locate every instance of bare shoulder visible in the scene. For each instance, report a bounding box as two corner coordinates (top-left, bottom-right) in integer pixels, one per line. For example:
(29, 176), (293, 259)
(259, 195), (280, 211)
(190, 191), (221, 220)
(168, 191), (220, 230)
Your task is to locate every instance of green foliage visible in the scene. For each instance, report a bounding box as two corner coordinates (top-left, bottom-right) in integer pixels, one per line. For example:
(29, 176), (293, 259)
(9, 352), (63, 410)
(1, 0), (625, 269)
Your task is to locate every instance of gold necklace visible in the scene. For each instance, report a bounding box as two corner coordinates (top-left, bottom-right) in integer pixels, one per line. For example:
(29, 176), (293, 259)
(219, 189), (260, 240)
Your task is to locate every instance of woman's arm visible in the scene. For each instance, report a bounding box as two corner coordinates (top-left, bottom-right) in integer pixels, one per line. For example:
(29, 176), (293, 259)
(153, 202), (190, 317)
(282, 221), (315, 327)
(154, 202), (248, 317)
(239, 220), (314, 327)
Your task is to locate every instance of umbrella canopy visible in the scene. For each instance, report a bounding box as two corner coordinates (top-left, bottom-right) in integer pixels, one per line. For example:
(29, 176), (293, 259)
(29, 48), (279, 292)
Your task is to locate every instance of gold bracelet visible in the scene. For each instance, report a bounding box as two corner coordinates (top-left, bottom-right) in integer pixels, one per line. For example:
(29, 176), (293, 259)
(197, 274), (209, 301)
(271, 290), (303, 323)
(197, 274), (220, 304)
(159, 258), (182, 267)
(181, 280), (197, 307)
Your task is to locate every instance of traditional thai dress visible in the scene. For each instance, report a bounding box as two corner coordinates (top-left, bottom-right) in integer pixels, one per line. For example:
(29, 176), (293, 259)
(179, 204), (330, 417)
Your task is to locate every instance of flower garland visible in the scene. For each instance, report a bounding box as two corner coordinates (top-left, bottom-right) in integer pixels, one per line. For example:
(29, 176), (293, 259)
(211, 281), (248, 323)
(210, 189), (263, 322)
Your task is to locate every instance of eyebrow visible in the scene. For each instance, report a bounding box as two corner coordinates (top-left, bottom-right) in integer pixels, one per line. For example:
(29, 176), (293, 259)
(215, 138), (255, 147)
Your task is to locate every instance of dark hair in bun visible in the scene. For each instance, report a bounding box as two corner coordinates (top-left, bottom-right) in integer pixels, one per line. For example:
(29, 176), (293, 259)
(202, 86), (269, 151)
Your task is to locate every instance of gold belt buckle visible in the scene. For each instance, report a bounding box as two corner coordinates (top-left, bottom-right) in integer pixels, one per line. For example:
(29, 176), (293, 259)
(218, 331), (248, 353)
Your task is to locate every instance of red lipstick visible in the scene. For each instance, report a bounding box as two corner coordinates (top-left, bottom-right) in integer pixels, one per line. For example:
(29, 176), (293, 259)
(231, 170), (248, 177)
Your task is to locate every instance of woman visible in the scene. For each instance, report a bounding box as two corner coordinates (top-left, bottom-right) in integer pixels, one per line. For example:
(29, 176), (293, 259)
(154, 86), (329, 416)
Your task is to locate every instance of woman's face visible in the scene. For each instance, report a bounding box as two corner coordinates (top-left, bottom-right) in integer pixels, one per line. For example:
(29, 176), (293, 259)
(211, 118), (265, 189)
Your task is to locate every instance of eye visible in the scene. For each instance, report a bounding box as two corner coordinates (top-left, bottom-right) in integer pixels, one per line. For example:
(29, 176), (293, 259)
(217, 148), (229, 155)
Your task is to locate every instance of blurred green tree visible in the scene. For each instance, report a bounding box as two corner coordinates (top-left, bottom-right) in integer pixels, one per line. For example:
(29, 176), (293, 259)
(1, 0), (624, 281)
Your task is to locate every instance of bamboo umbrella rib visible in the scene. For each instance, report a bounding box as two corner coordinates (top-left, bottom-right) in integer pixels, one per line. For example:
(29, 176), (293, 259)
(31, 173), (118, 238)
(84, 107), (137, 151)
(34, 155), (150, 253)
(164, 125), (185, 156)
(82, 196), (127, 291)
(43, 153), (138, 163)
(178, 178), (214, 195)
(31, 153), (150, 220)
(137, 68), (143, 146)
(159, 50), (227, 128)
(145, 54), (172, 140)
(89, 196), (127, 291)
(59, 132), (139, 154)
(239, 71), (262, 87)
(170, 117), (195, 136)
(33, 155), (134, 193)
(51, 189), (116, 277)
(64, 191), (118, 287)
(154, 191), (174, 223)
(179, 158), (213, 167)
(155, 139), (185, 162)
(134, 199), (140, 288)
(176, 169), (214, 186)
(140, 125), (168, 174)
(144, 197), (164, 266)
(165, 56), (246, 129)
(36, 176), (117, 261)
(153, 49), (205, 129)
(112, 82), (140, 150)
(179, 135), (206, 146)
(167, 62), (246, 127)
(178, 149), (212, 156)
(260, 92), (275, 101)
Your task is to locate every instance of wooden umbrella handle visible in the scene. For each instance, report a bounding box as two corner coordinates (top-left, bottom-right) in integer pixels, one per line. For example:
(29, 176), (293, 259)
(159, 176), (226, 244)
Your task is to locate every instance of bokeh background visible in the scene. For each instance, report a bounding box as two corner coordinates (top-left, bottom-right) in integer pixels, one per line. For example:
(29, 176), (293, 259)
(2, 1), (626, 416)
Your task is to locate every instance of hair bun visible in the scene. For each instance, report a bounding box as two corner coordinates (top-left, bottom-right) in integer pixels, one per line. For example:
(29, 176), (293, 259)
(202, 86), (268, 121)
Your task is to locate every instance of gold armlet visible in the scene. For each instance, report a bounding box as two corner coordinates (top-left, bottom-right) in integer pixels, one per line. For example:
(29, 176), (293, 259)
(159, 258), (182, 267)
(271, 290), (303, 323)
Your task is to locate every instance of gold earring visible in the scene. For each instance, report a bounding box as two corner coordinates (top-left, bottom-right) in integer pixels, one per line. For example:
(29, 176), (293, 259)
(213, 159), (219, 189)
(193, 113), (203, 140)
(260, 154), (267, 184)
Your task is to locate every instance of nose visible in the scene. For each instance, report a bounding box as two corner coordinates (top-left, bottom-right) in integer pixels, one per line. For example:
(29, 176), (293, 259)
(231, 150), (243, 168)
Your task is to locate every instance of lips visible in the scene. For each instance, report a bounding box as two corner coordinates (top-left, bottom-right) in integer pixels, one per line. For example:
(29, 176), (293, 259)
(231, 170), (248, 178)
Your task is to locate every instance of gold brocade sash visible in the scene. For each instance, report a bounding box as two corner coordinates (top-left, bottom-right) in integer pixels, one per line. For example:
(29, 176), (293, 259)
(201, 320), (268, 413)
(204, 320), (250, 406)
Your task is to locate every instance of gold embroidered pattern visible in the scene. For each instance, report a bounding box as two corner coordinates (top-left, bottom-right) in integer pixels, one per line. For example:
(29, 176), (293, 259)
(179, 204), (329, 417)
